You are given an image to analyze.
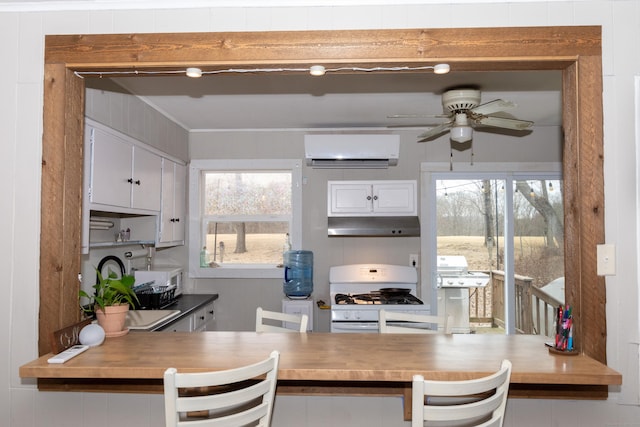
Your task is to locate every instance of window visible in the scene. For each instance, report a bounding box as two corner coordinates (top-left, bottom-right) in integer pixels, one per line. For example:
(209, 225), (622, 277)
(422, 164), (563, 335)
(189, 160), (302, 278)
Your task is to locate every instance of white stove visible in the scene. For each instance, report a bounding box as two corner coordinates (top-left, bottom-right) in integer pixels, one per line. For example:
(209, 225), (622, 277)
(330, 264), (431, 333)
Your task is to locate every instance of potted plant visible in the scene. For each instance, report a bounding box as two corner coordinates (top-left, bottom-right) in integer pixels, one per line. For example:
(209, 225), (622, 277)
(79, 269), (140, 337)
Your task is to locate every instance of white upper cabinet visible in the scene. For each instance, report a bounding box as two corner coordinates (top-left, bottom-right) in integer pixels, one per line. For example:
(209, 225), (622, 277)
(88, 123), (161, 213)
(328, 180), (417, 216)
(82, 120), (187, 253)
(158, 159), (186, 246)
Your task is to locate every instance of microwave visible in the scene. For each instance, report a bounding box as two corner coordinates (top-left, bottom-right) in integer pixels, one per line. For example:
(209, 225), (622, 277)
(134, 266), (183, 296)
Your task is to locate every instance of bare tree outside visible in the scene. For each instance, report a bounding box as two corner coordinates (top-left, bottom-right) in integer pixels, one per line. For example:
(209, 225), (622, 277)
(203, 171), (291, 264)
(437, 178), (563, 284)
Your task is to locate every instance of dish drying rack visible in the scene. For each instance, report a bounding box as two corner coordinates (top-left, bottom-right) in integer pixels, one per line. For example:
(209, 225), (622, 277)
(133, 281), (177, 309)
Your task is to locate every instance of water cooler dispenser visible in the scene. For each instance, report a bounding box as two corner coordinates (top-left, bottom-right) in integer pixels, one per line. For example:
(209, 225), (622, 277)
(283, 250), (313, 299)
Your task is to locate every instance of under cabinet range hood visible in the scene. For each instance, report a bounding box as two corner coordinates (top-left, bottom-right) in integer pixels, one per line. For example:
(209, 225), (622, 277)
(328, 216), (420, 237)
(304, 134), (399, 168)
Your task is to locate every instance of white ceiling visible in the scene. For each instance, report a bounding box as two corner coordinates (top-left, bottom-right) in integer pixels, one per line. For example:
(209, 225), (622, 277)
(104, 69), (562, 133)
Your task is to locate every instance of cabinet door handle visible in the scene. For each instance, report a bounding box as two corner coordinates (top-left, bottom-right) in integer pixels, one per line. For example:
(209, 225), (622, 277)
(366, 195), (372, 200)
(175, 218), (180, 222)
(134, 179), (141, 185)
(208, 310), (214, 315)
(127, 178), (133, 184)
(373, 195), (378, 200)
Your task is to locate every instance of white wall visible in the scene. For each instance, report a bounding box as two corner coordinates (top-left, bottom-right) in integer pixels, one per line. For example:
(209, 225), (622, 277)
(3, 1), (640, 426)
(189, 126), (561, 332)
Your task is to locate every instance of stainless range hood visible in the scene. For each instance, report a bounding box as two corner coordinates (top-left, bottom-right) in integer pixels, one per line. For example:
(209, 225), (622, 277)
(328, 216), (420, 237)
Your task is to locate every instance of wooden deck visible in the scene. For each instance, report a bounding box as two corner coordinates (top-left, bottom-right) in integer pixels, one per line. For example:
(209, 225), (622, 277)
(469, 271), (562, 337)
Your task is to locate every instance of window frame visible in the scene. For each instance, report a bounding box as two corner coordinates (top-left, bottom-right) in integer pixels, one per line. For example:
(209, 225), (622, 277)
(421, 162), (562, 333)
(188, 159), (302, 279)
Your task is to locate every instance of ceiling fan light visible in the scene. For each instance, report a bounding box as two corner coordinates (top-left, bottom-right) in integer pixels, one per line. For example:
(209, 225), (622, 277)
(450, 125), (473, 143)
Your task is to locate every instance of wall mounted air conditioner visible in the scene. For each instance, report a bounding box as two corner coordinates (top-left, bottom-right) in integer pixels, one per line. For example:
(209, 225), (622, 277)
(304, 134), (399, 168)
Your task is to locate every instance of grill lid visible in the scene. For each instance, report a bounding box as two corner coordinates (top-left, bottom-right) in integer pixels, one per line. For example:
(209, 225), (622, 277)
(437, 255), (469, 275)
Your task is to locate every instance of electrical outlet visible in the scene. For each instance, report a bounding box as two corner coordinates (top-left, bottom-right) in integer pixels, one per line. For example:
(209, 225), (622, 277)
(409, 254), (419, 268)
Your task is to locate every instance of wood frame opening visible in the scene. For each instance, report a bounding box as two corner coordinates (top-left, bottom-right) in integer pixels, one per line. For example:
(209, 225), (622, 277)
(39, 27), (604, 364)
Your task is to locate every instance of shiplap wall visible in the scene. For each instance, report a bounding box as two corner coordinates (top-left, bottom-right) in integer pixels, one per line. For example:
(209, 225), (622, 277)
(4, 1), (640, 426)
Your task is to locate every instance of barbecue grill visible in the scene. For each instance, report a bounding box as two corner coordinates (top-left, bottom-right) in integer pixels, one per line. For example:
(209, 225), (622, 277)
(436, 255), (490, 288)
(436, 256), (490, 333)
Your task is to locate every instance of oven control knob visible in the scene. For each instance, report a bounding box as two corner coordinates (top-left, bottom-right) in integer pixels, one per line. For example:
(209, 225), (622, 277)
(446, 279), (455, 285)
(343, 311), (351, 320)
(458, 281), (465, 286)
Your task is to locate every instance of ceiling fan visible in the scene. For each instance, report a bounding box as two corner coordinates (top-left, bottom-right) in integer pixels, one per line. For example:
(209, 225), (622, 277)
(390, 88), (534, 143)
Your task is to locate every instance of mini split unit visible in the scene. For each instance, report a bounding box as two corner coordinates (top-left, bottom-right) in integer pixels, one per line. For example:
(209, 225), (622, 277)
(304, 134), (400, 169)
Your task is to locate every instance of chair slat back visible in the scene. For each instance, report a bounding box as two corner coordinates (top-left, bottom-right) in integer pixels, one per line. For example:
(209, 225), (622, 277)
(256, 307), (308, 332)
(411, 359), (512, 427)
(164, 350), (280, 427)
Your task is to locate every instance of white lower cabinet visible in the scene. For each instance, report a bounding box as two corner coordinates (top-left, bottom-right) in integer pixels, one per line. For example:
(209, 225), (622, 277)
(163, 301), (216, 332)
(193, 301), (216, 331)
(164, 315), (192, 332)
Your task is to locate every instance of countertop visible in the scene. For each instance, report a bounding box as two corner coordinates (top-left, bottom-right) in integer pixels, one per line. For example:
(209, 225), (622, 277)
(20, 331), (622, 420)
(20, 332), (621, 396)
(142, 294), (218, 331)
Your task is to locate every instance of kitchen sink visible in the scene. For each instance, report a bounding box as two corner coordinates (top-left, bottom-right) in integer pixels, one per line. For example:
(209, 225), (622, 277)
(125, 309), (181, 330)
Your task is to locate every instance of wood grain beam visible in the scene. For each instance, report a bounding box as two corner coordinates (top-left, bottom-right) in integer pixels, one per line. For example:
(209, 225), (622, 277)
(39, 26), (606, 369)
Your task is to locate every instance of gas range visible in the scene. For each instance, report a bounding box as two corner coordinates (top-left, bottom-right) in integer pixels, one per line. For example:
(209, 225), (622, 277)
(334, 291), (423, 306)
(329, 264), (431, 332)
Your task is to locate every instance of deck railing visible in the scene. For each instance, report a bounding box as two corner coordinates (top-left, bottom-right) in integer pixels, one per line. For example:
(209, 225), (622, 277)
(468, 271), (562, 337)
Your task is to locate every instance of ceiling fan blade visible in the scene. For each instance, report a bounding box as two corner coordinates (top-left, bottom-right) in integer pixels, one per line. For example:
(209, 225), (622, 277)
(476, 115), (534, 130)
(388, 123), (442, 129)
(387, 114), (450, 119)
(417, 122), (452, 142)
(470, 99), (516, 115)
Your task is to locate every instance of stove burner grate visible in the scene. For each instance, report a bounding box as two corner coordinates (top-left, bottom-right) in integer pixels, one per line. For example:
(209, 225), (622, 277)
(334, 292), (423, 305)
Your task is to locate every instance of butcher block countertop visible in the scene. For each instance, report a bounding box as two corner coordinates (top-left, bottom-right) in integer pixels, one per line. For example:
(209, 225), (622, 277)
(20, 332), (621, 398)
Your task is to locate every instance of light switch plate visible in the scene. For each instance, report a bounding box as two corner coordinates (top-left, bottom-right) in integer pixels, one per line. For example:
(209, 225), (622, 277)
(597, 244), (616, 276)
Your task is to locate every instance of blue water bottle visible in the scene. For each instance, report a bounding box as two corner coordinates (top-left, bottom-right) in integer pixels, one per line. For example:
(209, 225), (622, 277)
(283, 250), (313, 299)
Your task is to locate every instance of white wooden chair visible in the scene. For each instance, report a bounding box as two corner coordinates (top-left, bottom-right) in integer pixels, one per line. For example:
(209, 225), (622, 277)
(378, 309), (452, 334)
(163, 350), (280, 427)
(256, 307), (308, 332)
(412, 359), (512, 427)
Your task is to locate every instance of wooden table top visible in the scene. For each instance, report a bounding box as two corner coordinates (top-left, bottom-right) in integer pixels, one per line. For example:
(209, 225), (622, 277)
(20, 332), (621, 387)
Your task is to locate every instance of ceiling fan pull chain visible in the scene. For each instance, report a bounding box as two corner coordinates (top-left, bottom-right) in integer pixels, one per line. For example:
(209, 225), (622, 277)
(450, 147), (454, 171)
(470, 141), (474, 166)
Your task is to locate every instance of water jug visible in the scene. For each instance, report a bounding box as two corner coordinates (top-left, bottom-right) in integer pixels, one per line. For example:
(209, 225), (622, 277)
(283, 250), (313, 299)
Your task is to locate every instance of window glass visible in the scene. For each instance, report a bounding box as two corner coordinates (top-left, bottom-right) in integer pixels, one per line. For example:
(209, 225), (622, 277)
(202, 172), (291, 266)
(189, 160), (301, 278)
(203, 220), (289, 265)
(435, 176), (564, 336)
(204, 172), (291, 216)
